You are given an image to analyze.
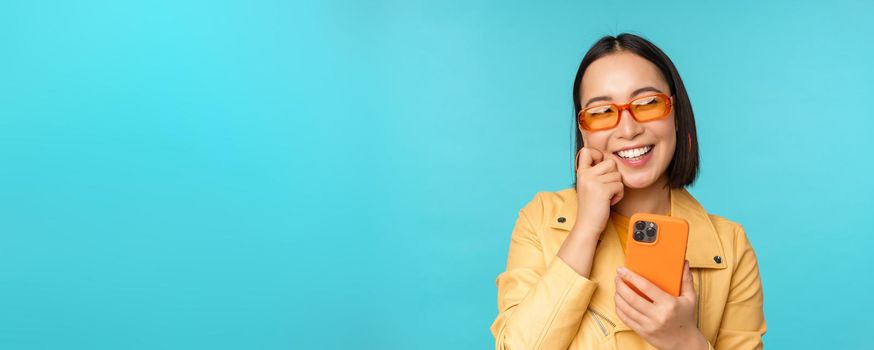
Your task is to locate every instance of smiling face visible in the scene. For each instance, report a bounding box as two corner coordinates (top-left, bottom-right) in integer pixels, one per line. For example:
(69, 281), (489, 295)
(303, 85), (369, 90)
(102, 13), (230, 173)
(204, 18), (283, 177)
(578, 51), (677, 189)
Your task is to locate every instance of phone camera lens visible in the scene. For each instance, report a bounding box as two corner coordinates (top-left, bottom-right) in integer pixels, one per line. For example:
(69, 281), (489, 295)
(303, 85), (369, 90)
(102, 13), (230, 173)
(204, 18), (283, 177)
(633, 231), (644, 241)
(645, 226), (656, 237)
(634, 221), (645, 230)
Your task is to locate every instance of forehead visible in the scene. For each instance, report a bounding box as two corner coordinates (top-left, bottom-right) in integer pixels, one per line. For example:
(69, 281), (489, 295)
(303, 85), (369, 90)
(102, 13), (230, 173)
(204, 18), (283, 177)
(580, 52), (669, 100)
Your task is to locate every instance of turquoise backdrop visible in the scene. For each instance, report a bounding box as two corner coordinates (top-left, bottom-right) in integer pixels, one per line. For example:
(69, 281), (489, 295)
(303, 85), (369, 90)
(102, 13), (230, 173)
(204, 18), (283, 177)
(1, 0), (871, 349)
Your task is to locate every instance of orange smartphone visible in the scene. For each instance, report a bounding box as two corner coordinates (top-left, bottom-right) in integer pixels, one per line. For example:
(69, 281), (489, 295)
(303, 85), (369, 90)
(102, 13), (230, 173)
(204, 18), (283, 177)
(623, 213), (689, 300)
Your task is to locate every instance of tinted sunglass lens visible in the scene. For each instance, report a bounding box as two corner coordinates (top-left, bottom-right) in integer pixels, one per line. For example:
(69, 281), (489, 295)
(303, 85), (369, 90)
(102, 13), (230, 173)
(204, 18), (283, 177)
(631, 95), (668, 120)
(583, 106), (618, 130)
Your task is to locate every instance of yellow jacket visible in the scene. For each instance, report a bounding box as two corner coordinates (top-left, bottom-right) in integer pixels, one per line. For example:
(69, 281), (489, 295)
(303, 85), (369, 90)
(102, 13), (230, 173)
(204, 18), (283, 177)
(490, 187), (766, 350)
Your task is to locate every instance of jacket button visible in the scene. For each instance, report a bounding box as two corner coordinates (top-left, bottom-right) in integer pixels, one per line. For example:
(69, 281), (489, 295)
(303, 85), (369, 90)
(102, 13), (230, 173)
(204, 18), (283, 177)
(713, 256), (722, 264)
(557, 217), (566, 223)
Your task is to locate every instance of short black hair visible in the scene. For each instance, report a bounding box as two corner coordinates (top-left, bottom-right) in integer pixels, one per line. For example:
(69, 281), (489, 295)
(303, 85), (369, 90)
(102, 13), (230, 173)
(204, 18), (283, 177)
(571, 33), (699, 189)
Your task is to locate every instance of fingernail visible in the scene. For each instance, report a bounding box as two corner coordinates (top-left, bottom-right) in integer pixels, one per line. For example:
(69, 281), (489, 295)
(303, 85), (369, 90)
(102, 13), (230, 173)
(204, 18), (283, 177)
(617, 267), (627, 275)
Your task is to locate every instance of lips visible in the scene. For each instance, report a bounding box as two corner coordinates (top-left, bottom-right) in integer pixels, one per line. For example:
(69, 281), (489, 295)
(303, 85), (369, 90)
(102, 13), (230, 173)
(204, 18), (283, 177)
(614, 145), (654, 160)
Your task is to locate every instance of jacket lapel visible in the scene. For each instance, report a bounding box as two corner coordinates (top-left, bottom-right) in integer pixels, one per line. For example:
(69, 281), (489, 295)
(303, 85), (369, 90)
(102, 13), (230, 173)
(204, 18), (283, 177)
(669, 188), (727, 269)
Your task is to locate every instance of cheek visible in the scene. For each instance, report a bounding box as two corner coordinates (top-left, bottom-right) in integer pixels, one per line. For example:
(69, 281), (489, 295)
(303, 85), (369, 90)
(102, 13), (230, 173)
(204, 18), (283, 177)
(582, 132), (611, 153)
(651, 121), (676, 150)
(655, 131), (676, 166)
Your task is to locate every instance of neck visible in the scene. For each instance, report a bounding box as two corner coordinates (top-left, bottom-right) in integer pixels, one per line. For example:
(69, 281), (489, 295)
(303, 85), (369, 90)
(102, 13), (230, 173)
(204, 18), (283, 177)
(612, 175), (672, 217)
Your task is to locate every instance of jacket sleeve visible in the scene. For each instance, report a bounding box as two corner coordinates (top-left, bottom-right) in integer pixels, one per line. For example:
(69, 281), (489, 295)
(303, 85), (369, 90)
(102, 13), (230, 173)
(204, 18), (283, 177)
(708, 224), (767, 350)
(490, 192), (599, 350)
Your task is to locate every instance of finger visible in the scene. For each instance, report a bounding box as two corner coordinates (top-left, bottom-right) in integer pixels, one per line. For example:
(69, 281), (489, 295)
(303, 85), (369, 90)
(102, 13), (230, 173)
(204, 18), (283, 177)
(614, 292), (647, 333)
(615, 275), (655, 319)
(576, 148), (591, 173)
(609, 181), (625, 205)
(680, 260), (696, 298)
(587, 158), (617, 176)
(588, 147), (604, 165)
(617, 266), (672, 304)
(604, 181), (625, 205)
(575, 148), (587, 173)
(595, 171), (621, 183)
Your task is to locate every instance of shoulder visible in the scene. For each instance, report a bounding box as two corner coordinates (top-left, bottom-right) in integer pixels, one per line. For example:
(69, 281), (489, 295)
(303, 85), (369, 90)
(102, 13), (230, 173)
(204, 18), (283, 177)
(676, 188), (761, 269)
(517, 187), (575, 224)
(707, 214), (744, 239)
(536, 187), (575, 209)
(707, 214), (755, 247)
(705, 213), (760, 268)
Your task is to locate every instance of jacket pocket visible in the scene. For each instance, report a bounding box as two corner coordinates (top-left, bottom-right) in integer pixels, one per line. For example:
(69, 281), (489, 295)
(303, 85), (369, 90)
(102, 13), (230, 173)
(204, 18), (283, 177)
(587, 307), (616, 337)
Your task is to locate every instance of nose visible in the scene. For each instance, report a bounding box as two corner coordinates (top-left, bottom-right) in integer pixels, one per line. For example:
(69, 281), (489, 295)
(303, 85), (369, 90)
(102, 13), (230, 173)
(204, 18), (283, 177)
(616, 108), (644, 140)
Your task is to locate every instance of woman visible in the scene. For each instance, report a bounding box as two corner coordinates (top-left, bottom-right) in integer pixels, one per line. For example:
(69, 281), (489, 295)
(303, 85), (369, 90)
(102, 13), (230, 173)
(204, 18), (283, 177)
(490, 33), (766, 350)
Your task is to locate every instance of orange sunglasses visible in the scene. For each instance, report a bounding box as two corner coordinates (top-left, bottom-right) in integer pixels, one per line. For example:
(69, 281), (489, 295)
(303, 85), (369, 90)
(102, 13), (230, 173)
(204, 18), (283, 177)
(577, 93), (673, 131)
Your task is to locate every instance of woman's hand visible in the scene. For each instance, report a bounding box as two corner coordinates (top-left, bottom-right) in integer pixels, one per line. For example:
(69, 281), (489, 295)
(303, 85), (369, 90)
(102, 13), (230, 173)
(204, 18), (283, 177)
(555, 147), (625, 277)
(614, 261), (709, 350)
(573, 147), (624, 235)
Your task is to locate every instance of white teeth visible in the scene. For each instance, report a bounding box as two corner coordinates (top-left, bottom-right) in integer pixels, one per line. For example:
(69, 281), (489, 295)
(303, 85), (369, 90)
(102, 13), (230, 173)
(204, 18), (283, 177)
(616, 145), (653, 159)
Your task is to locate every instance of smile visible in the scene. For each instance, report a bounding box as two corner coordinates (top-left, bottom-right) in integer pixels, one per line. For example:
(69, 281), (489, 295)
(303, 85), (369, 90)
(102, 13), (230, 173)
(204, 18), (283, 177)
(614, 145), (654, 160)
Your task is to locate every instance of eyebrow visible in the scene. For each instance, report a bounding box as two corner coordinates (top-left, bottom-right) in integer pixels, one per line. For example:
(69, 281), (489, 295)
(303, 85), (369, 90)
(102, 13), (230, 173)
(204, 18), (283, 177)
(583, 86), (664, 107)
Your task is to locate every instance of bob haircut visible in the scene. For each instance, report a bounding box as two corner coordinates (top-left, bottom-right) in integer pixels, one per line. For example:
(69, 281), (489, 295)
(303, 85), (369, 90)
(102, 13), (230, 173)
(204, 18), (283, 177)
(571, 33), (699, 189)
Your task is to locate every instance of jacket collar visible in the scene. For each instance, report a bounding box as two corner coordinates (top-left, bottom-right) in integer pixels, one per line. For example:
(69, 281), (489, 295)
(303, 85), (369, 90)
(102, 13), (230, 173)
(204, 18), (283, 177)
(548, 187), (726, 269)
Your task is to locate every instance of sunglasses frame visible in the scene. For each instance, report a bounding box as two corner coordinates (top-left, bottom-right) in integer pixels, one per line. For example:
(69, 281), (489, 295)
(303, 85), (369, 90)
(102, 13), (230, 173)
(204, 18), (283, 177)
(577, 93), (674, 131)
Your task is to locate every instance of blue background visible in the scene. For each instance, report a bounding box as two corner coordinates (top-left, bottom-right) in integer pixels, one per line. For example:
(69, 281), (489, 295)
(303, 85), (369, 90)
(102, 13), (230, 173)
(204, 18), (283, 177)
(1, 0), (871, 349)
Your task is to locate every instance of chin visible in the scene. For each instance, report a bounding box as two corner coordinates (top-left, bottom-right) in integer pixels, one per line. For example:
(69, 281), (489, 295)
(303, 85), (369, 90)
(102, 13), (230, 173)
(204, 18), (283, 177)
(621, 173), (656, 189)
(615, 149), (672, 189)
